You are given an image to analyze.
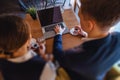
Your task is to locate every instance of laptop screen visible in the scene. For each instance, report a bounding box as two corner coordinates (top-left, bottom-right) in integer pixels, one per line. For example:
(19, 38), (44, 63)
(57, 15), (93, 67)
(37, 6), (63, 27)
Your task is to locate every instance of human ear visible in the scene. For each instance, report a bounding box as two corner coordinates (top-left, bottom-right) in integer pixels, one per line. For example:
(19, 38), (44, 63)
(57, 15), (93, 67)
(26, 35), (32, 48)
(79, 12), (94, 33)
(86, 20), (94, 33)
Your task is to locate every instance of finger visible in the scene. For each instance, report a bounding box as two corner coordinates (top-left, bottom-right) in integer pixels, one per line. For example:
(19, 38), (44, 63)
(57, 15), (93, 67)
(54, 25), (59, 30)
(54, 26), (60, 32)
(78, 30), (86, 37)
(76, 28), (83, 33)
(39, 45), (43, 49)
(54, 28), (58, 32)
(55, 24), (60, 28)
(39, 43), (45, 48)
(54, 27), (56, 31)
(56, 26), (60, 29)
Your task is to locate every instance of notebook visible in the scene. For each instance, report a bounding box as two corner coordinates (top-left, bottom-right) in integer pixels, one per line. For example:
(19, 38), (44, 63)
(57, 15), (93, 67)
(37, 6), (69, 39)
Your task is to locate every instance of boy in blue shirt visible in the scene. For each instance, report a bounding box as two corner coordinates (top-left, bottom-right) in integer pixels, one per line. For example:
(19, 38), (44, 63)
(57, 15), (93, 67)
(53, 0), (120, 80)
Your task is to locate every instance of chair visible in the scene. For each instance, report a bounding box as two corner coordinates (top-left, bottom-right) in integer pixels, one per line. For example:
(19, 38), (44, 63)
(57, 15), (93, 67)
(69, 0), (80, 22)
(104, 61), (120, 80)
(0, 71), (3, 80)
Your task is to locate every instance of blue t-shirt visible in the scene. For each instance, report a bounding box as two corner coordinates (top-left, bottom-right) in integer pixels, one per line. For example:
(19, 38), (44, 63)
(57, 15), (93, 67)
(53, 32), (120, 80)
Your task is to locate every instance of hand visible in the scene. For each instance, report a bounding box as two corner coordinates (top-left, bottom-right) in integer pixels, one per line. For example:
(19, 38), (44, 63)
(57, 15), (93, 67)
(74, 25), (88, 37)
(28, 38), (39, 51)
(38, 42), (54, 61)
(38, 43), (46, 56)
(54, 24), (65, 35)
(74, 25), (83, 34)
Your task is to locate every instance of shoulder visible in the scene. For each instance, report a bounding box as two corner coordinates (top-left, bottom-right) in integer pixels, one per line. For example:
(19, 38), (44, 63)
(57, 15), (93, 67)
(29, 55), (46, 64)
(110, 32), (120, 43)
(111, 32), (120, 37)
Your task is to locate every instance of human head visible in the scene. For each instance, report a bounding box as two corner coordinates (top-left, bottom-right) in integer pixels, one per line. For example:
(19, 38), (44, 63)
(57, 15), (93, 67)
(79, 0), (120, 33)
(0, 15), (31, 58)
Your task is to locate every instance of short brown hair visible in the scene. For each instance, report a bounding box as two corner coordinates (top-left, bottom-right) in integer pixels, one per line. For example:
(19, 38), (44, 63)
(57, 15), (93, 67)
(80, 0), (120, 28)
(0, 15), (30, 56)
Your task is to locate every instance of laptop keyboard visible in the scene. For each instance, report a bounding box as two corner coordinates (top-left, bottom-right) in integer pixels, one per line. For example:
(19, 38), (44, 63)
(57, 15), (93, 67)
(45, 23), (64, 32)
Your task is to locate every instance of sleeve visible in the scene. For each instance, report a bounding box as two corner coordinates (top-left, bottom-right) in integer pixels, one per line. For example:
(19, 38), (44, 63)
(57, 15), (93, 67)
(53, 34), (85, 69)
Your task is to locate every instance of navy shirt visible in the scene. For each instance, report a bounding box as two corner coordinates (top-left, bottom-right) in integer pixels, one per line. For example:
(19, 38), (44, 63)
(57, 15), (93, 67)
(53, 32), (120, 80)
(0, 55), (46, 80)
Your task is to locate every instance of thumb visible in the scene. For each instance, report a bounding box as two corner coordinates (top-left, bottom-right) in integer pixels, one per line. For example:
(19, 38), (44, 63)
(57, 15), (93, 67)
(39, 43), (45, 49)
(39, 45), (43, 49)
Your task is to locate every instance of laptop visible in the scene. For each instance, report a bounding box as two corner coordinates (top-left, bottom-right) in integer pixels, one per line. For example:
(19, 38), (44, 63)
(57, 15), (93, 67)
(37, 6), (69, 39)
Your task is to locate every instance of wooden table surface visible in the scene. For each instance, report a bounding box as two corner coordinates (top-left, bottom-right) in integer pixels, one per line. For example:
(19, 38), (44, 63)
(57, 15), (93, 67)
(25, 9), (82, 53)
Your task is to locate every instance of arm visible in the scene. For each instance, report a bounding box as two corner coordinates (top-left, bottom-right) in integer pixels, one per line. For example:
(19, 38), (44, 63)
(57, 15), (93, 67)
(53, 34), (85, 68)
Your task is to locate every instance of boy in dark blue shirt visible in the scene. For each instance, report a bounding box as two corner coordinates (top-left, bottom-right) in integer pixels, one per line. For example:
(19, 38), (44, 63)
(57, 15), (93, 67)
(53, 0), (120, 80)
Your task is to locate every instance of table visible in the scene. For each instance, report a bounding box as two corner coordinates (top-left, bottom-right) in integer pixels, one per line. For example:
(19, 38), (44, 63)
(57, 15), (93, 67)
(25, 9), (82, 53)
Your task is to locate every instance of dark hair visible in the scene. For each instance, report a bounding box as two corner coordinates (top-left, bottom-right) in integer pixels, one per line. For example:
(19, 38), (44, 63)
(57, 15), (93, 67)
(80, 0), (120, 28)
(0, 15), (30, 56)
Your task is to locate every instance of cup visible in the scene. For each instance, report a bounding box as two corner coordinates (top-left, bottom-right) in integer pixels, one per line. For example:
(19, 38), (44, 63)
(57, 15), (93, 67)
(73, 28), (79, 35)
(29, 38), (39, 50)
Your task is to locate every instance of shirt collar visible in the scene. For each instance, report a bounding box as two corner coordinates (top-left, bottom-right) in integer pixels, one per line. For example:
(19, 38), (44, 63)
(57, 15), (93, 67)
(7, 50), (37, 63)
